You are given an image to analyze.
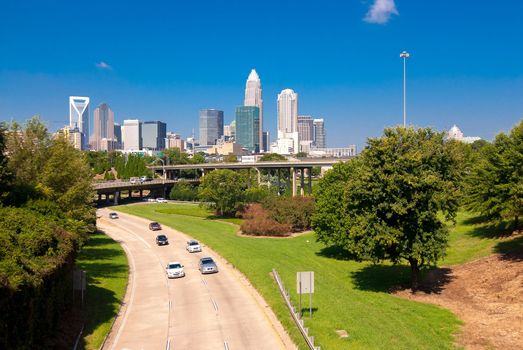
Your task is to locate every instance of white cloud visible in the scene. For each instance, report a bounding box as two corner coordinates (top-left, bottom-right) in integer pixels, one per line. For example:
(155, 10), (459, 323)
(95, 61), (112, 70)
(364, 0), (399, 24)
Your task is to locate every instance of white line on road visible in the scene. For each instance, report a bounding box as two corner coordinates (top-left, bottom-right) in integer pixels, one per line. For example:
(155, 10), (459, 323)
(103, 218), (152, 249)
(166, 338), (171, 350)
(211, 298), (218, 312)
(224, 341), (230, 350)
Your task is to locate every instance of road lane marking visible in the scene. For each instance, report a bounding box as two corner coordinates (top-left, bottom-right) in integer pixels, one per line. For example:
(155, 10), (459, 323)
(100, 218), (151, 249)
(211, 298), (218, 312)
(224, 341), (230, 350)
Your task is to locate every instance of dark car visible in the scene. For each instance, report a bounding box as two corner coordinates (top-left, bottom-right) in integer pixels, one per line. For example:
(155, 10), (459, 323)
(156, 234), (169, 246)
(149, 222), (162, 231)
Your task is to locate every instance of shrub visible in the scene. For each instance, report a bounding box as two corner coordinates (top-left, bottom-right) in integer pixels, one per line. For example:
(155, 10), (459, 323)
(240, 204), (291, 236)
(263, 196), (315, 232)
(243, 186), (273, 203)
(170, 180), (198, 201)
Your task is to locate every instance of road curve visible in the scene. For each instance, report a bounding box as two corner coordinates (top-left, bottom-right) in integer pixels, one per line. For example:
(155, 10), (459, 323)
(97, 208), (295, 350)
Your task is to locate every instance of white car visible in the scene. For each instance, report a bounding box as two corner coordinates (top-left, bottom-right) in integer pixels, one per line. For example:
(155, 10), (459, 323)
(109, 212), (119, 219)
(186, 240), (202, 253)
(165, 262), (185, 279)
(156, 197), (168, 203)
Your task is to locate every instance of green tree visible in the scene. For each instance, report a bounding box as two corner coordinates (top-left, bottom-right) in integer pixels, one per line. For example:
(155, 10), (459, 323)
(223, 154), (238, 163)
(295, 151), (308, 158)
(259, 153), (286, 162)
(191, 152), (206, 164)
(164, 147), (190, 165)
(198, 169), (246, 216)
(465, 120), (523, 229)
(312, 127), (462, 290)
(169, 180), (197, 201)
(0, 123), (12, 203)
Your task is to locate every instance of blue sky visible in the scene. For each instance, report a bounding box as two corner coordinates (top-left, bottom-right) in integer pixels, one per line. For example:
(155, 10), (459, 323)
(1, 0), (522, 149)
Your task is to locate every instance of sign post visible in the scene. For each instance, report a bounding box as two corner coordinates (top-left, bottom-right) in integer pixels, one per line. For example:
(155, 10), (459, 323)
(297, 271), (315, 319)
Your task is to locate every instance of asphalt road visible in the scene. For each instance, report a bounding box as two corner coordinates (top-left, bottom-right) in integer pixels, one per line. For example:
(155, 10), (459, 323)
(97, 208), (294, 350)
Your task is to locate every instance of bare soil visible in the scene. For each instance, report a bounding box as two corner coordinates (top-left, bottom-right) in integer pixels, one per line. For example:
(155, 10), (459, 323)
(395, 251), (523, 350)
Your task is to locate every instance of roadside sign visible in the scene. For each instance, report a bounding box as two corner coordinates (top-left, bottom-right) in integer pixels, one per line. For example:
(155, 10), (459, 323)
(297, 271), (314, 294)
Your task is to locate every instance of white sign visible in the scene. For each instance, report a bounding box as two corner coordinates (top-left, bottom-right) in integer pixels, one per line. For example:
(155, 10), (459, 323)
(241, 155), (256, 163)
(297, 271), (314, 294)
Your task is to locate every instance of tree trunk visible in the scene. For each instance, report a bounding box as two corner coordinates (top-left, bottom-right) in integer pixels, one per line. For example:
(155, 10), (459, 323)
(408, 258), (420, 292)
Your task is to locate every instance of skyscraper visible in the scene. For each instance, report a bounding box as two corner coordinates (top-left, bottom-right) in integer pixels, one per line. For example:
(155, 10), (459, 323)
(244, 69), (263, 150)
(90, 103), (114, 151)
(275, 89), (299, 153)
(69, 96), (89, 150)
(235, 106), (260, 153)
(298, 115), (314, 153)
(142, 121), (167, 150)
(114, 123), (122, 149)
(199, 109), (224, 146)
(313, 118), (326, 148)
(122, 119), (142, 151)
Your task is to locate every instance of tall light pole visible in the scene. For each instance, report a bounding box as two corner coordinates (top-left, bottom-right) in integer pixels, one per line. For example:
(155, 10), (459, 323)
(400, 51), (410, 127)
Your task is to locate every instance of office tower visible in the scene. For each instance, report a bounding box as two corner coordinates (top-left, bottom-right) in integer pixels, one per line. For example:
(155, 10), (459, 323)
(122, 119), (142, 151)
(224, 120), (236, 140)
(69, 96), (90, 150)
(199, 109), (224, 146)
(244, 69), (263, 150)
(57, 126), (83, 150)
(313, 118), (326, 148)
(91, 103), (114, 151)
(142, 121), (167, 150)
(235, 106), (260, 153)
(276, 89), (299, 153)
(262, 131), (269, 153)
(114, 123), (122, 149)
(298, 115), (314, 142)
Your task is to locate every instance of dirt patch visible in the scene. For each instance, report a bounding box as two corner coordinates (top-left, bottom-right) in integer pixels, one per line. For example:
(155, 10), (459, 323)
(237, 230), (313, 239)
(395, 252), (523, 350)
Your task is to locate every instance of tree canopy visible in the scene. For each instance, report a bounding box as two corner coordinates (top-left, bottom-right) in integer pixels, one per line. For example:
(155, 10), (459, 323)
(259, 153), (287, 162)
(198, 169), (246, 216)
(464, 119), (523, 228)
(312, 127), (462, 289)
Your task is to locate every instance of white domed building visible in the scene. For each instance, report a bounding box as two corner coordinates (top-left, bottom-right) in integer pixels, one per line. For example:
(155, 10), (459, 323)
(446, 125), (481, 144)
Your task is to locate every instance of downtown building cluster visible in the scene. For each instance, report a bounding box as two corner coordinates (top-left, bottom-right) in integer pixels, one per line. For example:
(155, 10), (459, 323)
(59, 69), (356, 158)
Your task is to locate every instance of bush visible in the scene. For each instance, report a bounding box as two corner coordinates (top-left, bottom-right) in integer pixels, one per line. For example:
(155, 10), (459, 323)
(169, 180), (198, 201)
(263, 196), (315, 232)
(240, 204), (291, 236)
(243, 186), (273, 203)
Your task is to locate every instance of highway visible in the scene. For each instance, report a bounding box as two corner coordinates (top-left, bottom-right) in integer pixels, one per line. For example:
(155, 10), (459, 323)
(97, 208), (295, 350)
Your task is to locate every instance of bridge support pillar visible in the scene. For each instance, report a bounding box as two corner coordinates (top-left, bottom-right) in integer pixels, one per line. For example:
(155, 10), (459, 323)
(308, 167), (312, 195)
(114, 191), (119, 205)
(291, 167), (297, 197)
(98, 194), (101, 202)
(106, 194), (110, 204)
(300, 168), (305, 196)
(277, 168), (281, 194)
(139, 189), (143, 198)
(255, 168), (261, 185)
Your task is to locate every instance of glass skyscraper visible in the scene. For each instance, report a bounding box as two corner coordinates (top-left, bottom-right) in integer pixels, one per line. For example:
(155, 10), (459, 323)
(313, 118), (326, 148)
(199, 109), (224, 146)
(142, 121), (167, 150)
(235, 106), (260, 153)
(69, 96), (90, 150)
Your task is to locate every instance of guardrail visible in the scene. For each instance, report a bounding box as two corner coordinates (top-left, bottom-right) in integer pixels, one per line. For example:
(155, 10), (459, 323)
(272, 269), (320, 350)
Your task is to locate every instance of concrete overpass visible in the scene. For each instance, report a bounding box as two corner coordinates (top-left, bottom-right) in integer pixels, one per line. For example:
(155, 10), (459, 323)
(149, 158), (352, 196)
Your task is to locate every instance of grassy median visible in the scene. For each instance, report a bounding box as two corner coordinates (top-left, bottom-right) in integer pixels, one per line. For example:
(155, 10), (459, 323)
(116, 203), (468, 349)
(76, 231), (129, 349)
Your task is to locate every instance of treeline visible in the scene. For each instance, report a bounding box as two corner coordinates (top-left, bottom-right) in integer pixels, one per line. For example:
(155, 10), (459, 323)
(0, 117), (94, 349)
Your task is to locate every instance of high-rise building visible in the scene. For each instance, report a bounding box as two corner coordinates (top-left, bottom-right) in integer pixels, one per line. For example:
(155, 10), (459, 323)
(56, 125), (83, 150)
(69, 96), (90, 150)
(90, 103), (115, 151)
(262, 131), (269, 154)
(235, 106), (260, 153)
(114, 123), (122, 149)
(199, 109), (224, 146)
(297, 115), (314, 153)
(313, 118), (326, 148)
(244, 69), (264, 150)
(122, 119), (142, 151)
(142, 121), (167, 150)
(224, 120), (236, 140)
(276, 89), (299, 153)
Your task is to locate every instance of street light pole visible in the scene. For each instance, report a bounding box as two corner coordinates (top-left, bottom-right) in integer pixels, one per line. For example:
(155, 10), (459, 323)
(400, 51), (410, 127)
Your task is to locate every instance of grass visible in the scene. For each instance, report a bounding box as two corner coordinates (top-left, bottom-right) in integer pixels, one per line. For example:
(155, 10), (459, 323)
(75, 231), (129, 349)
(441, 211), (521, 266)
(115, 203), (461, 350)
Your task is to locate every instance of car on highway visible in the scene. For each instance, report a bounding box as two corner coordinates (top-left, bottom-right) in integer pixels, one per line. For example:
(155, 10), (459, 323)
(109, 212), (119, 219)
(199, 257), (218, 274)
(165, 262), (185, 279)
(140, 175), (151, 182)
(156, 197), (168, 203)
(130, 177), (140, 184)
(156, 234), (169, 246)
(149, 222), (162, 231)
(186, 240), (202, 253)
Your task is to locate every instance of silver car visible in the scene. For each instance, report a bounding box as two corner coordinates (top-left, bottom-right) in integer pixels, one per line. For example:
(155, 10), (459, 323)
(199, 257), (218, 274)
(186, 240), (202, 253)
(166, 262), (185, 279)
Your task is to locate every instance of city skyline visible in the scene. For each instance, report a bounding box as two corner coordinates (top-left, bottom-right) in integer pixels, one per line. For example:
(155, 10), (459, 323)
(1, 1), (522, 149)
